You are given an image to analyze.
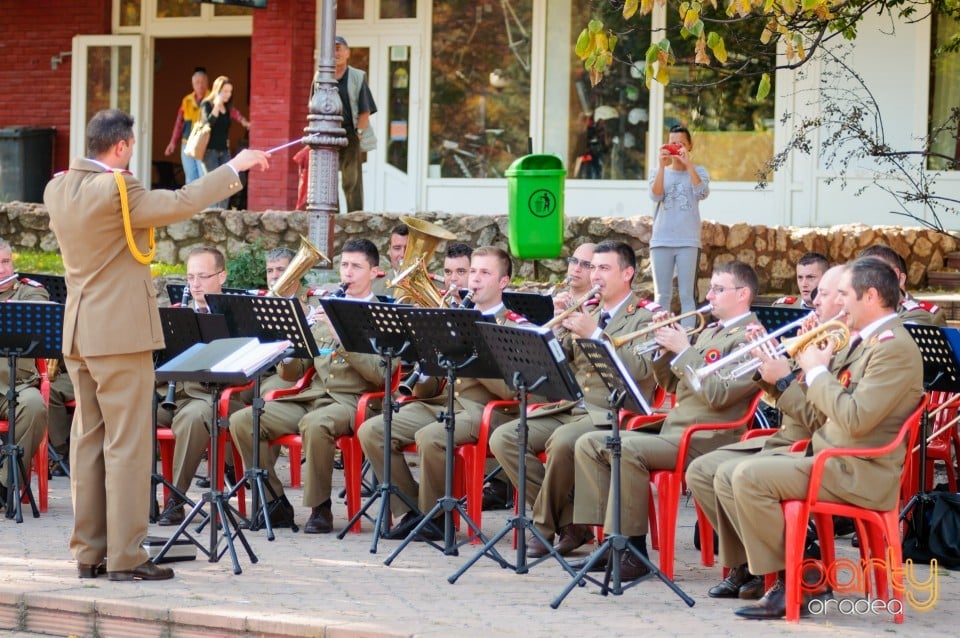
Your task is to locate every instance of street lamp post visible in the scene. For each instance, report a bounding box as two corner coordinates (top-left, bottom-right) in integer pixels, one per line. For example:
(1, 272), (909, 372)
(304, 0), (347, 262)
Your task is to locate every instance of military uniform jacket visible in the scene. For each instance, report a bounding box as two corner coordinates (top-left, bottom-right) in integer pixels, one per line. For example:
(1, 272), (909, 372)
(651, 312), (760, 450)
(533, 293), (659, 426)
(899, 294), (946, 327)
(44, 158), (243, 357)
(805, 316), (923, 511)
(0, 279), (50, 393)
(273, 310), (385, 414)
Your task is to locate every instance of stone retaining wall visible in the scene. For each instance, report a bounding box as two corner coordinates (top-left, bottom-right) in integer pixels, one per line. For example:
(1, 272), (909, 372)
(3, 201), (957, 293)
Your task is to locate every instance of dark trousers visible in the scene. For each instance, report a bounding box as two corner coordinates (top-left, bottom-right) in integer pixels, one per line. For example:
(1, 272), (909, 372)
(339, 132), (363, 212)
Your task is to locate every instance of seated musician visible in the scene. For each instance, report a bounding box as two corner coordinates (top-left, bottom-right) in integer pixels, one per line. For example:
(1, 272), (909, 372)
(357, 246), (525, 540)
(229, 239), (386, 534)
(726, 258), (922, 619)
(372, 223), (408, 297)
(686, 264), (847, 600)
(859, 244), (946, 326)
(440, 242), (472, 306)
(572, 261), (761, 580)
(553, 241), (596, 303)
(772, 252), (828, 310)
(0, 239), (50, 503)
(489, 240), (659, 557)
(264, 246), (304, 302)
(157, 247), (245, 524)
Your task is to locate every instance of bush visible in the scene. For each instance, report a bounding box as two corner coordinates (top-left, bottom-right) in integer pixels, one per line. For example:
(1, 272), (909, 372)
(225, 239), (267, 289)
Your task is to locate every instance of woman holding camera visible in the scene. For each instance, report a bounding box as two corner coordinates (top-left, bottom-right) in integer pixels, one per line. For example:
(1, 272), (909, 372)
(200, 75), (251, 208)
(648, 124), (710, 324)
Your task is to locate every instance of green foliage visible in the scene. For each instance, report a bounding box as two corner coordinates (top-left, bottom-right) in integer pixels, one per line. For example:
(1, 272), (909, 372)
(11, 250), (64, 274)
(225, 239), (267, 290)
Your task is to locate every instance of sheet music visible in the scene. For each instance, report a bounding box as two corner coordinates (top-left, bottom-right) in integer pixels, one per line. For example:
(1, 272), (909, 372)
(209, 338), (292, 376)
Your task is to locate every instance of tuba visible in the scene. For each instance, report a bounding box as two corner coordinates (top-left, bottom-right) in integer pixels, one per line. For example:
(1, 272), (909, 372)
(389, 216), (457, 307)
(269, 235), (330, 298)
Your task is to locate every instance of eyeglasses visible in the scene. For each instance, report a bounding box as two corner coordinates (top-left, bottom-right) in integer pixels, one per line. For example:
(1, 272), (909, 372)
(708, 285), (745, 295)
(186, 270), (224, 283)
(567, 256), (594, 270)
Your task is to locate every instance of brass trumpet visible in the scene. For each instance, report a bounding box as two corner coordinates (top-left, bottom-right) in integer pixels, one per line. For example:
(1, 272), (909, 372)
(543, 284), (601, 330)
(608, 303), (713, 356)
(546, 275), (573, 297)
(269, 235), (329, 298)
(685, 311), (849, 392)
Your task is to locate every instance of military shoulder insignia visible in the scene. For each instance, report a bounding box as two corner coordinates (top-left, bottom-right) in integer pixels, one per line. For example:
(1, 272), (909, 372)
(19, 277), (43, 288)
(704, 348), (721, 363)
(505, 310), (528, 324)
(108, 168), (133, 175)
(638, 299), (662, 311)
(774, 295), (798, 305)
(53, 169), (68, 178)
(876, 329), (895, 342)
(917, 300), (940, 314)
(900, 298), (919, 311)
(375, 271), (387, 278)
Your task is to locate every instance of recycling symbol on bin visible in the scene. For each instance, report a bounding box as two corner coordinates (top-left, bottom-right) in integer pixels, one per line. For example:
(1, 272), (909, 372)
(527, 189), (557, 218)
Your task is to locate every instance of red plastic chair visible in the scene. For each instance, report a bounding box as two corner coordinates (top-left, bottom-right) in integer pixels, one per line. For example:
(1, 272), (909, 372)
(914, 391), (959, 493)
(646, 391), (765, 579)
(780, 396), (927, 623)
(156, 381), (251, 516)
(0, 360), (52, 512)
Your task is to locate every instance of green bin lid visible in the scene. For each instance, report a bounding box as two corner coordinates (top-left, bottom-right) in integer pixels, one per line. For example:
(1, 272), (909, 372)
(505, 154), (565, 176)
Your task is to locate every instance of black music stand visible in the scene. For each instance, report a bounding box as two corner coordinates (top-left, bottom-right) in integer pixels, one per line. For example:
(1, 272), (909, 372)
(901, 325), (960, 537)
(319, 299), (419, 554)
(503, 291), (554, 325)
(18, 274), (67, 304)
(551, 338), (695, 609)
(384, 307), (509, 567)
(0, 302), (63, 522)
(751, 305), (808, 336)
(449, 322), (583, 583)
(154, 337), (290, 574)
(167, 284), (253, 305)
(206, 294), (318, 537)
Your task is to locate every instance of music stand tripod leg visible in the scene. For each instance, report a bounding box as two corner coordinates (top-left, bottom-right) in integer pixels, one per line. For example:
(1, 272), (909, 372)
(450, 375), (572, 582)
(385, 359), (507, 567)
(337, 350), (419, 553)
(551, 390), (695, 609)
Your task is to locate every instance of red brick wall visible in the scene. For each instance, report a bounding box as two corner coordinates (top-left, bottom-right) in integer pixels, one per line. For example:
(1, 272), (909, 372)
(0, 0), (111, 172)
(248, 1), (317, 211)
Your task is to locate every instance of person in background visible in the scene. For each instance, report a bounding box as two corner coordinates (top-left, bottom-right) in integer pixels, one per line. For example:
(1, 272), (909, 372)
(333, 36), (377, 213)
(164, 68), (209, 185)
(648, 124), (710, 326)
(200, 75), (251, 208)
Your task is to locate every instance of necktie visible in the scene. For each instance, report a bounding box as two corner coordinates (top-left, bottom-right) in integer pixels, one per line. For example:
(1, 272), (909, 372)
(598, 311), (611, 329)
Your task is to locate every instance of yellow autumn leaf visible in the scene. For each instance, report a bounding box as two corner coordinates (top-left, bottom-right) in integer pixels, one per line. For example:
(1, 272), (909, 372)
(624, 0), (640, 19)
(709, 35), (728, 63)
(760, 21), (774, 45)
(595, 31), (609, 52)
(655, 65), (671, 86)
(782, 0), (797, 13)
(694, 34), (710, 64)
(684, 9), (700, 30)
(756, 73), (771, 101)
(575, 28), (591, 58)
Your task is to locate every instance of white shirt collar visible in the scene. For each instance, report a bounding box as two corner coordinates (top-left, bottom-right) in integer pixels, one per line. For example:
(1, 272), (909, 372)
(857, 312), (898, 341)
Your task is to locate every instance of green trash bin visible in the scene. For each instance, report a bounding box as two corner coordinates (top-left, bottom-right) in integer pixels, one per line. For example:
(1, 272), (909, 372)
(505, 154), (565, 259)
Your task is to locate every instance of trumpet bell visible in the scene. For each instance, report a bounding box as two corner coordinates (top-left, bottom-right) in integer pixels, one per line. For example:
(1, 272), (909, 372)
(269, 235), (330, 298)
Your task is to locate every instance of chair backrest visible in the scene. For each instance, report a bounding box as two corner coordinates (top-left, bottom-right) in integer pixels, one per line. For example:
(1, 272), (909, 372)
(900, 394), (931, 498)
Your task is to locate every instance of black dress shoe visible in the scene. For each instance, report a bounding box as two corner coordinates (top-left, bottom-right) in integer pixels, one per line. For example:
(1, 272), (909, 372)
(569, 551), (609, 572)
(618, 551), (651, 581)
(553, 524), (594, 556)
(383, 511), (422, 540)
(77, 563), (107, 579)
(481, 480), (513, 511)
(195, 476), (211, 488)
(708, 563), (752, 598)
(251, 494), (297, 529)
(734, 576), (786, 619)
(412, 517), (443, 542)
(157, 498), (185, 527)
(851, 532), (859, 548)
(108, 560), (174, 581)
(738, 575), (766, 600)
(304, 503), (333, 534)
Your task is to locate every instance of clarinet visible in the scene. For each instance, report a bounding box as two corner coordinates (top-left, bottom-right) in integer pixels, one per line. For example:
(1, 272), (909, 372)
(162, 286), (194, 411)
(332, 282), (349, 298)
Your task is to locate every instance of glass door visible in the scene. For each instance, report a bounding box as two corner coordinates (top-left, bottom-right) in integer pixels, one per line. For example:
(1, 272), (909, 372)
(346, 34), (420, 213)
(70, 35), (145, 175)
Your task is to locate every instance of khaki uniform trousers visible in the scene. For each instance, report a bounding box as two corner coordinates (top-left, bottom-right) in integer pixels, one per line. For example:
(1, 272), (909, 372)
(230, 398), (354, 508)
(359, 400), (483, 515)
(65, 350), (154, 572)
(0, 386), (48, 488)
(532, 416), (597, 538)
(575, 430), (699, 536)
(47, 374), (75, 458)
(157, 396), (244, 495)
(720, 453), (849, 576)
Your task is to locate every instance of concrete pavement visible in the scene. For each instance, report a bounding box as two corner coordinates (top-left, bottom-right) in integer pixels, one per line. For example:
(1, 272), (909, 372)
(0, 456), (954, 637)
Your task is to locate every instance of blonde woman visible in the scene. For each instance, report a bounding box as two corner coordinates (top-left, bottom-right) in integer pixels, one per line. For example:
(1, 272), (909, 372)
(200, 75), (251, 207)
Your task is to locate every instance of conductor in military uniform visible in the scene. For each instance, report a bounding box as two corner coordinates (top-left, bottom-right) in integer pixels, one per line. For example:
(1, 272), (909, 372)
(44, 108), (269, 581)
(0, 239), (50, 502)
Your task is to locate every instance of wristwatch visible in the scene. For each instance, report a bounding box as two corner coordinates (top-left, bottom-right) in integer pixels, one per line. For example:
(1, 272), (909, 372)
(775, 372), (797, 393)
